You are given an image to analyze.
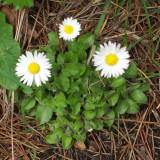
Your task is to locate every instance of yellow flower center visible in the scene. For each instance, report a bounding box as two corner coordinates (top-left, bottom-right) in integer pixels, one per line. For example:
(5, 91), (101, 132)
(106, 54), (118, 66)
(64, 25), (74, 34)
(28, 63), (40, 74)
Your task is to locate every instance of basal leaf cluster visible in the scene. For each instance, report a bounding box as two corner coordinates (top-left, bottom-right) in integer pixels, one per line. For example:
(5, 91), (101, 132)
(17, 32), (150, 149)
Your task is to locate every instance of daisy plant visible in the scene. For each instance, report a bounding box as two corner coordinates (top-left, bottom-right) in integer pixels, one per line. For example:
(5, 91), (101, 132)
(15, 18), (150, 149)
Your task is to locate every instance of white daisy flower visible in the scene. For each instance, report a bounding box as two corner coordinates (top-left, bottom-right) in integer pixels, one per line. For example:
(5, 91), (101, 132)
(15, 51), (52, 87)
(59, 17), (81, 41)
(93, 41), (130, 78)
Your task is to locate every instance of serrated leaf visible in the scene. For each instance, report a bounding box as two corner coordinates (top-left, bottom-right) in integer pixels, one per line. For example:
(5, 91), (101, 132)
(71, 102), (81, 115)
(64, 52), (78, 64)
(78, 49), (87, 61)
(3, 0), (34, 10)
(139, 81), (150, 92)
(54, 75), (70, 91)
(73, 119), (83, 132)
(62, 135), (73, 149)
(129, 89), (147, 103)
(0, 13), (22, 90)
(36, 105), (53, 124)
(130, 83), (141, 90)
(62, 63), (80, 77)
(45, 129), (63, 144)
(111, 76), (126, 88)
(84, 102), (95, 110)
(83, 110), (96, 120)
(77, 32), (95, 49)
(68, 41), (78, 53)
(56, 107), (66, 115)
(96, 104), (107, 117)
(105, 109), (115, 128)
(35, 86), (45, 102)
(57, 53), (64, 64)
(73, 132), (86, 142)
(90, 119), (104, 130)
(48, 32), (59, 46)
(56, 116), (69, 126)
(117, 99), (129, 114)
(84, 122), (93, 131)
(22, 97), (36, 111)
(52, 92), (67, 108)
(123, 62), (138, 78)
(117, 84), (127, 98)
(106, 90), (119, 106)
(67, 93), (79, 105)
(51, 62), (60, 76)
(126, 99), (139, 114)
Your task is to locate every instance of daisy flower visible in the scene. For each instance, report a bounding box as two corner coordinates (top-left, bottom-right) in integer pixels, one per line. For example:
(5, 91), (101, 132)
(59, 17), (81, 41)
(15, 51), (52, 87)
(93, 41), (130, 78)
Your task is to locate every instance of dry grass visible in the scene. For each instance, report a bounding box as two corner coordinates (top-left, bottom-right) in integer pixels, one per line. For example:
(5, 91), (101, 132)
(0, 0), (160, 159)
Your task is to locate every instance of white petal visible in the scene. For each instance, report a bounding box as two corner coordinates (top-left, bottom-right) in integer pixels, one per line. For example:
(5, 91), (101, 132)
(93, 41), (130, 78)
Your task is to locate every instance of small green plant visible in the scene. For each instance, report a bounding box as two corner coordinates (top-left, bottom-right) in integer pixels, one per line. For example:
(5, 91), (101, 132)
(1, 0), (34, 10)
(0, 5), (150, 149)
(16, 30), (150, 149)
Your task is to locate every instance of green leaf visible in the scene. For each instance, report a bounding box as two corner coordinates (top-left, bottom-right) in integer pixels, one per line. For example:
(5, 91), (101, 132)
(35, 86), (45, 102)
(117, 84), (127, 98)
(51, 62), (60, 76)
(84, 122), (93, 131)
(117, 99), (129, 114)
(68, 41), (78, 53)
(56, 107), (67, 115)
(62, 135), (73, 149)
(78, 49), (87, 61)
(83, 110), (96, 120)
(84, 102), (95, 110)
(77, 33), (95, 49)
(22, 97), (36, 111)
(64, 52), (78, 64)
(45, 129), (64, 144)
(54, 75), (70, 92)
(96, 104), (107, 117)
(67, 93), (79, 105)
(76, 65), (86, 77)
(39, 45), (56, 63)
(139, 81), (150, 92)
(48, 32), (59, 46)
(111, 76), (126, 88)
(73, 119), (83, 132)
(107, 90), (119, 106)
(73, 131), (86, 142)
(130, 83), (141, 91)
(123, 62), (138, 78)
(105, 110), (115, 128)
(65, 128), (72, 136)
(36, 105), (53, 124)
(67, 82), (79, 94)
(126, 99), (139, 114)
(56, 116), (69, 126)
(90, 119), (104, 130)
(3, 0), (34, 10)
(52, 92), (67, 108)
(0, 13), (21, 90)
(48, 120), (61, 130)
(57, 53), (64, 64)
(62, 63), (80, 77)
(129, 89), (147, 103)
(71, 102), (81, 115)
